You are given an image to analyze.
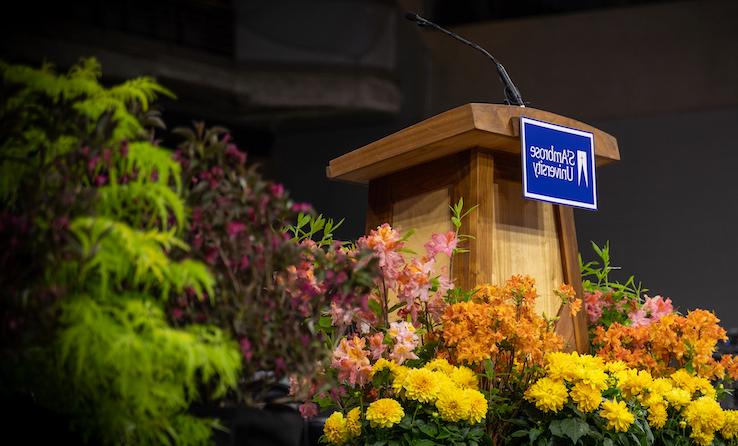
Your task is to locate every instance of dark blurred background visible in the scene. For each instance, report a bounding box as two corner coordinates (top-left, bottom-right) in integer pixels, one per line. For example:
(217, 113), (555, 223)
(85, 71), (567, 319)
(1, 0), (737, 329)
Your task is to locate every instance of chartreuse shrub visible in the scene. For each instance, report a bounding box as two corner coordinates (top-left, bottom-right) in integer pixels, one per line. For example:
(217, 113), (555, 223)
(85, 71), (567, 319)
(0, 59), (240, 444)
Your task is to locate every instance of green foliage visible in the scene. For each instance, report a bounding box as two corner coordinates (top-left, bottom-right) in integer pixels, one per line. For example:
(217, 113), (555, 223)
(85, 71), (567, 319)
(0, 58), (239, 445)
(579, 241), (647, 329)
(284, 212), (345, 247)
(450, 197), (478, 255)
(57, 295), (240, 445)
(0, 58), (174, 205)
(69, 217), (213, 300)
(509, 406), (654, 446)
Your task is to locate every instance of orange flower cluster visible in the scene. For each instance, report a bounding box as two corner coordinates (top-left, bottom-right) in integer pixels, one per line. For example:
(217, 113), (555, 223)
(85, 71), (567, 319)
(594, 309), (738, 380)
(441, 275), (564, 367)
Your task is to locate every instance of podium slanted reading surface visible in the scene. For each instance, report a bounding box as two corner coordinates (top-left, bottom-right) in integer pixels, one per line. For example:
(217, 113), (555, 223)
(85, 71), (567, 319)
(327, 103), (620, 352)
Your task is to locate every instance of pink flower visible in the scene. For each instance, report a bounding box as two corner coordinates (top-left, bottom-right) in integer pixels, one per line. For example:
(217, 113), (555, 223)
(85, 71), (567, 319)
(330, 302), (358, 328)
(270, 183), (284, 197)
(291, 202), (313, 213)
(357, 224), (405, 285)
(584, 290), (605, 323)
(331, 336), (372, 387)
(388, 321), (419, 364)
(240, 338), (253, 362)
(396, 257), (435, 306)
(298, 402), (318, 419)
(227, 221), (247, 237)
(628, 295), (673, 327)
(642, 295), (673, 320)
(225, 144), (247, 164)
(368, 332), (386, 360)
(628, 309), (651, 327)
(424, 231), (458, 258)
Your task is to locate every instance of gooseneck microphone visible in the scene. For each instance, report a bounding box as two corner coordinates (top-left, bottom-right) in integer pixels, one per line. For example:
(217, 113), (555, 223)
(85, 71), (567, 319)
(404, 12), (526, 107)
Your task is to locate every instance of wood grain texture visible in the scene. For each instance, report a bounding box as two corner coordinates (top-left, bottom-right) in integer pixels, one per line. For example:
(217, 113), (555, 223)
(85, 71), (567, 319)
(328, 103), (620, 184)
(451, 149), (495, 290)
(555, 205), (590, 353)
(491, 177), (565, 318)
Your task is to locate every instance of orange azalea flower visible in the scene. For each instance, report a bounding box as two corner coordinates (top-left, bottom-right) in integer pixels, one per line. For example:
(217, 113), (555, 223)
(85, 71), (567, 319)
(440, 276), (564, 368)
(594, 309), (735, 380)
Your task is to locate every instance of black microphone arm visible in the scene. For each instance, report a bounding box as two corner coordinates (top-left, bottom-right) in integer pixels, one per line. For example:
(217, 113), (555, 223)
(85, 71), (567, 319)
(405, 12), (526, 107)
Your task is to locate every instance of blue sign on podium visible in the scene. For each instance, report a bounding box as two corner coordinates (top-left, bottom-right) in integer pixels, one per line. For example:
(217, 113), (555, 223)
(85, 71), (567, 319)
(520, 117), (597, 210)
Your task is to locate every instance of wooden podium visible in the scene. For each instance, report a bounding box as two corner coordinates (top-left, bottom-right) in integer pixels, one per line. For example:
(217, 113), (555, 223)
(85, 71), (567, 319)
(327, 104), (620, 352)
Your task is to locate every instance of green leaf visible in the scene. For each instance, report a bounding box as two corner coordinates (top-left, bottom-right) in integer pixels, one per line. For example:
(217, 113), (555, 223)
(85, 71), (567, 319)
(418, 422), (438, 437)
(559, 418), (590, 444)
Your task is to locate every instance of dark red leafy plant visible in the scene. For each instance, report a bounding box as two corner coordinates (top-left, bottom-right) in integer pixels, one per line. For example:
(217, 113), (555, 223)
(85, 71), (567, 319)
(171, 123), (379, 404)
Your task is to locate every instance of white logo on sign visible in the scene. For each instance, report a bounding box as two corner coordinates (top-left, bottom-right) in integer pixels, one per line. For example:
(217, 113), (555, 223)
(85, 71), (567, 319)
(577, 150), (588, 187)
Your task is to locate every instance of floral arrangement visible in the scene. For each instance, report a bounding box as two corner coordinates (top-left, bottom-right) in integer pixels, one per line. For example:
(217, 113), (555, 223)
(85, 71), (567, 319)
(593, 309), (738, 381)
(301, 203), (582, 445)
(514, 351), (738, 446)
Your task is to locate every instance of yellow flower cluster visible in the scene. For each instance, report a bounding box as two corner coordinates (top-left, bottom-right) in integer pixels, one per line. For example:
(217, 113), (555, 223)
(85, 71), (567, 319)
(380, 357), (487, 425)
(526, 352), (608, 415)
(526, 352), (738, 443)
(324, 407), (362, 445)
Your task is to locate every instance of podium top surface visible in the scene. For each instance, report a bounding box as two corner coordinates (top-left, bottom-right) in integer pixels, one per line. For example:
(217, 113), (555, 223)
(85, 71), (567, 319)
(327, 103), (620, 184)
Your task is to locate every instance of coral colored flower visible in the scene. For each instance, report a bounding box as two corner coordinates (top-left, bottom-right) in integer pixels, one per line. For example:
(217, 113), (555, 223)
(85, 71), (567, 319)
(424, 231), (458, 258)
(331, 336), (372, 387)
(600, 399), (634, 432)
(366, 398), (404, 428)
(366, 332), (386, 360)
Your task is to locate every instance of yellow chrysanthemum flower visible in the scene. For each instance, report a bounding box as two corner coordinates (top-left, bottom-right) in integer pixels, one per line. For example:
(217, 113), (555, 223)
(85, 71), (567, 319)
(615, 369), (652, 399)
(683, 396), (725, 444)
(463, 388), (488, 424)
(647, 402), (668, 429)
(450, 366), (478, 390)
(570, 382), (602, 413)
(670, 370), (715, 398)
(323, 411), (349, 445)
(604, 360), (628, 374)
(366, 398), (404, 428)
(722, 410), (738, 440)
(524, 377), (568, 413)
(403, 368), (440, 403)
(371, 358), (396, 376)
(600, 399), (634, 432)
(346, 407), (361, 438)
(392, 365), (410, 393)
(690, 429), (715, 446)
(664, 387), (691, 410)
(435, 386), (470, 422)
(425, 358), (455, 375)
